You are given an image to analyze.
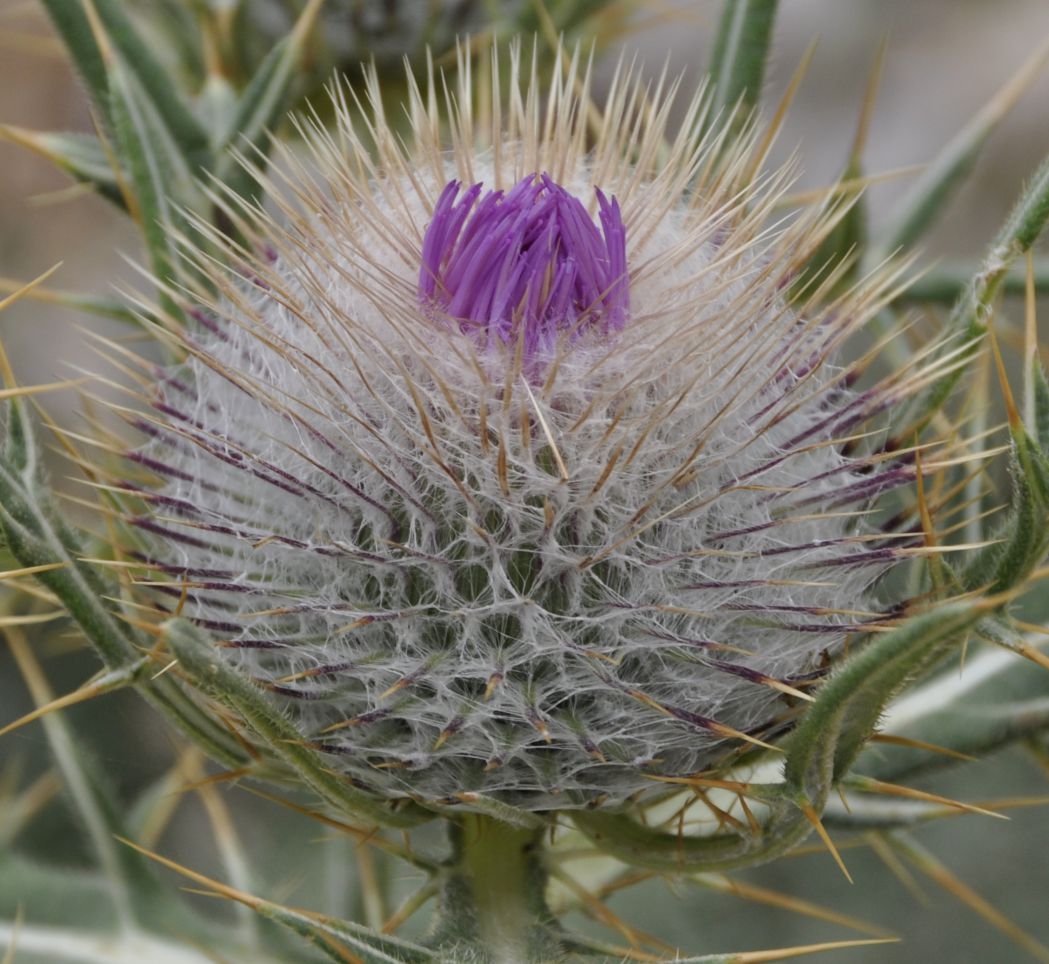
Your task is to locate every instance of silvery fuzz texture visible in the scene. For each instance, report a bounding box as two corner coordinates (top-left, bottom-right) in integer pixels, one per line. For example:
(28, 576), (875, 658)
(127, 49), (910, 810)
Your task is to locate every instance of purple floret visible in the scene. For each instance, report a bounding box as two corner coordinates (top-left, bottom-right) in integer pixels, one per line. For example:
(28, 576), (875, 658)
(419, 174), (629, 360)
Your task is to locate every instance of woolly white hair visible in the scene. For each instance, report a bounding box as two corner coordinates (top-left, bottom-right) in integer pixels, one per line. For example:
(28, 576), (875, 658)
(123, 47), (918, 809)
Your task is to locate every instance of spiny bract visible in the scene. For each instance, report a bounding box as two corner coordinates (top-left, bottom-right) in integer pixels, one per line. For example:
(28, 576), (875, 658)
(120, 47), (916, 810)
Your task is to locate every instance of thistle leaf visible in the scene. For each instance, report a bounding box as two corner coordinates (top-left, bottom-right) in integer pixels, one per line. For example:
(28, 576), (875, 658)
(2, 631), (187, 931)
(708, 0), (778, 129)
(253, 904), (435, 964)
(790, 43), (883, 300)
(1032, 359), (1049, 453)
(854, 626), (1049, 783)
(213, 0), (325, 202)
(784, 601), (986, 793)
(0, 855), (115, 930)
(571, 786), (812, 875)
(162, 618), (432, 829)
(146, 0), (207, 80)
(0, 916), (272, 964)
(0, 275), (140, 325)
(0, 393), (250, 770)
(37, 0), (109, 121)
(890, 149), (1049, 439)
(118, 834), (433, 963)
(959, 428), (1049, 595)
(897, 259), (1049, 305)
(108, 61), (192, 322)
(647, 940), (900, 964)
(0, 127), (124, 207)
(869, 36), (1049, 263)
(40, 0), (210, 172)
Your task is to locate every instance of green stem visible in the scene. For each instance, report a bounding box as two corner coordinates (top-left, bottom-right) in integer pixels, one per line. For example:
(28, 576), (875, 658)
(431, 814), (560, 964)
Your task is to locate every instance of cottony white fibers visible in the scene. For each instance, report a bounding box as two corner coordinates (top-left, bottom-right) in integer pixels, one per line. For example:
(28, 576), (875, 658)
(125, 48), (914, 810)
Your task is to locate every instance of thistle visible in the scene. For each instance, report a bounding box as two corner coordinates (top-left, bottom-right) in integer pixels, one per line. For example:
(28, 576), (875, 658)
(111, 45), (921, 815)
(5, 4), (1049, 963)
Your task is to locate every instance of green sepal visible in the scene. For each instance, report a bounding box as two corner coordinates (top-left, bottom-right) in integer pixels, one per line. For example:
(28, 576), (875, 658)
(707, 0), (778, 132)
(428, 793), (546, 831)
(2, 394), (33, 477)
(162, 618), (433, 829)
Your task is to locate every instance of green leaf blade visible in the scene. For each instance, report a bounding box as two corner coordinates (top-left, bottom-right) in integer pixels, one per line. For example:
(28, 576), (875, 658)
(213, 0), (324, 201)
(708, 0), (778, 129)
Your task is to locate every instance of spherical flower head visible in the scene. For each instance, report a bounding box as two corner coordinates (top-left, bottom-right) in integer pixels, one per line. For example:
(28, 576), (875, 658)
(125, 48), (912, 811)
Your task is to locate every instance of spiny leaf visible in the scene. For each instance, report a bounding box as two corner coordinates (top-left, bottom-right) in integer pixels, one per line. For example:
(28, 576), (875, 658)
(645, 937), (899, 963)
(213, 0), (325, 203)
(857, 623), (1049, 782)
(890, 148), (1049, 440)
(690, 874), (893, 939)
(1032, 359), (1049, 454)
(0, 126), (124, 207)
(0, 389), (250, 768)
(888, 833), (1049, 964)
(870, 35), (1049, 262)
(0, 916), (271, 964)
(108, 60), (191, 323)
(38, 0), (109, 121)
(708, 0), (779, 133)
(570, 786), (812, 875)
(0, 855), (115, 931)
(0, 275), (140, 325)
(899, 259), (1049, 305)
(163, 618), (432, 829)
(790, 42), (883, 301)
(119, 836), (436, 963)
(93, 0), (210, 169)
(2, 629), (185, 932)
(785, 601), (986, 794)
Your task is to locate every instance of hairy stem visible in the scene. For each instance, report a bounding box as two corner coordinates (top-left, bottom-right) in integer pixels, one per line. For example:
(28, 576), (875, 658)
(431, 814), (560, 963)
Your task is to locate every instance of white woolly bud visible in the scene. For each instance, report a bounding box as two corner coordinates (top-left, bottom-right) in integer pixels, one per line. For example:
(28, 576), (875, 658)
(124, 47), (914, 810)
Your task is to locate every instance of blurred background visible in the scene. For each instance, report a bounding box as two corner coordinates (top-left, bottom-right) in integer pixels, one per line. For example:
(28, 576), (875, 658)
(2, 1), (1049, 961)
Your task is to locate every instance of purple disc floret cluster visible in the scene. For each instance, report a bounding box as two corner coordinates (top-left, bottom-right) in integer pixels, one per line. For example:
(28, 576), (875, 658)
(419, 173), (629, 359)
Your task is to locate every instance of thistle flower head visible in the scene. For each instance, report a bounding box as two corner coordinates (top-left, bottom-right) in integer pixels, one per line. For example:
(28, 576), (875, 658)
(121, 47), (914, 810)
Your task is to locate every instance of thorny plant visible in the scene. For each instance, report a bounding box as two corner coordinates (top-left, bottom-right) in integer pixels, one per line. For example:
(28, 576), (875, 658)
(2, 2), (1049, 963)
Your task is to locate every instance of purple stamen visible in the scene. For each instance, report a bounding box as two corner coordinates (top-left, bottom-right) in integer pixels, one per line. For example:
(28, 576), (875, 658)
(419, 174), (629, 361)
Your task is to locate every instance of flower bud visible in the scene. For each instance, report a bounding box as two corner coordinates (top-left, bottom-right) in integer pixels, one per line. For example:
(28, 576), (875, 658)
(125, 49), (911, 810)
